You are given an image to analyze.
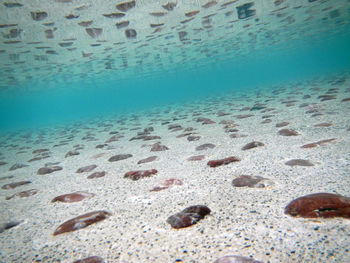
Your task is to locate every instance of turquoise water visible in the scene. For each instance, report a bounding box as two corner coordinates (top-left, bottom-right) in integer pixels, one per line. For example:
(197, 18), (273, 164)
(1, 32), (350, 132)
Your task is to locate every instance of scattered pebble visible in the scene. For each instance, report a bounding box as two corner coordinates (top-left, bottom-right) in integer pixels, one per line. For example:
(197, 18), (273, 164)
(167, 205), (211, 229)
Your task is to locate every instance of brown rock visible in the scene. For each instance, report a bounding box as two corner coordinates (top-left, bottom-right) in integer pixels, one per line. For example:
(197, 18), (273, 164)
(108, 154), (132, 162)
(276, 122), (289, 128)
(195, 143), (215, 151)
(278, 129), (299, 136)
(207, 156), (240, 167)
(151, 142), (169, 152)
(124, 169), (158, 181)
(87, 171), (106, 179)
(37, 165), (62, 175)
(2, 181), (31, 189)
(285, 193), (350, 218)
(241, 141), (264, 150)
(73, 256), (104, 263)
(285, 159), (314, 166)
(53, 210), (111, 235)
(51, 191), (95, 203)
(187, 155), (205, 161)
(76, 165), (97, 173)
(137, 156), (158, 164)
(150, 178), (183, 191)
(301, 138), (336, 148)
(6, 189), (39, 200)
(232, 175), (274, 188)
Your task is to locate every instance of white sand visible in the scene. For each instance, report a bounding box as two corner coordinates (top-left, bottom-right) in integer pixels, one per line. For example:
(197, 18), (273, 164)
(1, 74), (350, 262)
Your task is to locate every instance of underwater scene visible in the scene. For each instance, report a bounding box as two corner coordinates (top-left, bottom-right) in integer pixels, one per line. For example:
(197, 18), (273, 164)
(1, 0), (350, 262)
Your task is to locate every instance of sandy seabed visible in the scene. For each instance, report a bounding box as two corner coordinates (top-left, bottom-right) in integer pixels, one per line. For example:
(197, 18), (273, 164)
(1, 73), (350, 263)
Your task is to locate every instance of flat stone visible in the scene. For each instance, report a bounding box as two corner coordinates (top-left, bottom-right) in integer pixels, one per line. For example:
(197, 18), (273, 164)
(87, 171), (106, 179)
(207, 156), (240, 167)
(276, 122), (289, 128)
(241, 141), (264, 150)
(151, 142), (169, 152)
(37, 165), (62, 175)
(124, 169), (157, 181)
(187, 155), (205, 161)
(285, 159), (314, 166)
(9, 163), (28, 171)
(73, 256), (104, 263)
(301, 138), (336, 148)
(6, 189), (38, 200)
(137, 156), (158, 164)
(53, 210), (111, 235)
(214, 255), (263, 263)
(2, 181), (31, 189)
(278, 129), (299, 136)
(150, 178), (183, 191)
(166, 205), (211, 229)
(51, 191), (95, 203)
(232, 175), (274, 188)
(195, 143), (215, 151)
(285, 193), (350, 218)
(76, 164), (97, 173)
(108, 154), (132, 162)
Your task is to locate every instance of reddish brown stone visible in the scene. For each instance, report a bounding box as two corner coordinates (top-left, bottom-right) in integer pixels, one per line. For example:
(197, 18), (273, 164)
(285, 193), (350, 218)
(150, 178), (183, 191)
(87, 171), (106, 179)
(341, 97), (350, 102)
(301, 138), (336, 148)
(73, 256), (104, 263)
(51, 191), (95, 203)
(2, 181), (31, 189)
(6, 189), (39, 200)
(278, 129), (299, 136)
(124, 169), (158, 181)
(53, 210), (111, 235)
(65, 150), (79, 158)
(241, 141), (264, 150)
(137, 156), (158, 164)
(167, 205), (211, 229)
(207, 156), (240, 167)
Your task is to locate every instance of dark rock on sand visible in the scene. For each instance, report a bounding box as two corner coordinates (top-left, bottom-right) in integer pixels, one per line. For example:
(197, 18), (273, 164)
(232, 175), (274, 188)
(31, 11), (48, 21)
(9, 163), (28, 171)
(124, 169), (158, 181)
(285, 159), (314, 167)
(65, 150), (79, 158)
(87, 171), (106, 179)
(2, 181), (31, 189)
(314, 122), (332, 127)
(230, 133), (248, 138)
(76, 164), (97, 173)
(187, 136), (200, 141)
(187, 155), (205, 161)
(195, 143), (215, 151)
(167, 205), (211, 229)
(241, 141), (264, 150)
(108, 154), (132, 162)
(276, 122), (289, 128)
(278, 129), (299, 136)
(37, 165), (62, 175)
(6, 189), (39, 200)
(137, 156), (158, 164)
(51, 191), (95, 203)
(301, 138), (336, 148)
(214, 255), (263, 263)
(73, 256), (104, 263)
(207, 156), (240, 167)
(151, 142), (169, 152)
(285, 193), (350, 218)
(53, 210), (111, 235)
(116, 0), (135, 12)
(0, 221), (20, 233)
(0, 161), (7, 166)
(150, 178), (183, 191)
